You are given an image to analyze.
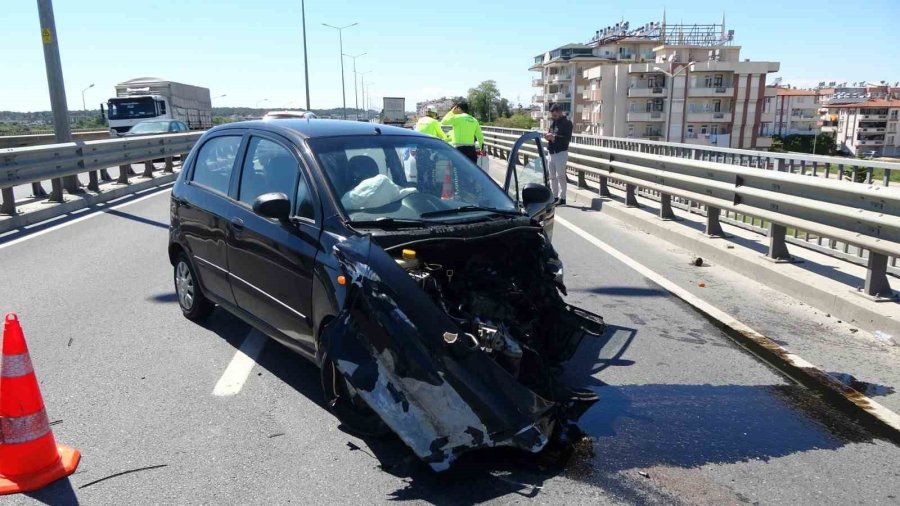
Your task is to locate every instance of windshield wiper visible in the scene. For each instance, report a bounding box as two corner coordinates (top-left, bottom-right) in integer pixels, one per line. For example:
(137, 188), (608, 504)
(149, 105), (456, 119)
(420, 205), (522, 218)
(349, 217), (434, 228)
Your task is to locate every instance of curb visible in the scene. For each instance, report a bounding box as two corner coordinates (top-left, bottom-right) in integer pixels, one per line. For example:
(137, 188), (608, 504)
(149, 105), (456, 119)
(0, 172), (178, 235)
(563, 184), (900, 338)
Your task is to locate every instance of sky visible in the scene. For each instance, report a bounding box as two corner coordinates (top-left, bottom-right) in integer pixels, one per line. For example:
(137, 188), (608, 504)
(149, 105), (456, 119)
(2, 0), (898, 112)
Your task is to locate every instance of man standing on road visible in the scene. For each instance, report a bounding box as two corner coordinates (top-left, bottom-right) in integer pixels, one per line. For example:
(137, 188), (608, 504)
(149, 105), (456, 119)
(544, 104), (573, 205)
(415, 106), (448, 142)
(441, 101), (484, 164)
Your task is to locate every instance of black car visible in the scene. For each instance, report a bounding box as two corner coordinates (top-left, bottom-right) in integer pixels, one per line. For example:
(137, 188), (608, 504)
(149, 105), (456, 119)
(168, 119), (605, 471)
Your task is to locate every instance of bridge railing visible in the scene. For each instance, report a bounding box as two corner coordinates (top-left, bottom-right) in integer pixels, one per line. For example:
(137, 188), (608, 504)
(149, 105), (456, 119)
(483, 126), (900, 299)
(0, 132), (201, 216)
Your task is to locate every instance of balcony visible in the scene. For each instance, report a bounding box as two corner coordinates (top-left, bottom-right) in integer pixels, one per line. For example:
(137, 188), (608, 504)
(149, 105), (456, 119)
(627, 110), (665, 122)
(531, 110), (547, 120)
(547, 74), (573, 83)
(686, 110), (732, 122)
(685, 133), (731, 146)
(618, 53), (635, 61)
(857, 138), (885, 146)
(861, 114), (889, 120)
(532, 78), (544, 87)
(859, 127), (886, 133)
(629, 86), (667, 98)
(688, 86), (734, 97)
(532, 93), (546, 103)
(755, 136), (773, 149)
(548, 92), (572, 102)
(760, 112), (776, 122)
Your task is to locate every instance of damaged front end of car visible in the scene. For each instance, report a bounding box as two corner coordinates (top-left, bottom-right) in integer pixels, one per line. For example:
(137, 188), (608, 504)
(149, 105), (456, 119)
(320, 226), (606, 471)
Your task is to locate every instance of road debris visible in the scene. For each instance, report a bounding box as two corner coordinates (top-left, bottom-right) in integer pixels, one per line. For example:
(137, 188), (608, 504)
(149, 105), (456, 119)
(692, 257), (703, 267)
(698, 281), (706, 288)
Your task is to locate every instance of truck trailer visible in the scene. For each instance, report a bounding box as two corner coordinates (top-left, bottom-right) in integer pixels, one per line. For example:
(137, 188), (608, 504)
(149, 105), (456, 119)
(381, 97), (407, 126)
(107, 78), (212, 135)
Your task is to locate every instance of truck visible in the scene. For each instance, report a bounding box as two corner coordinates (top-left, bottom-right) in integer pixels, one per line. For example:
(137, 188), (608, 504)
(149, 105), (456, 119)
(381, 97), (407, 126)
(106, 78), (212, 136)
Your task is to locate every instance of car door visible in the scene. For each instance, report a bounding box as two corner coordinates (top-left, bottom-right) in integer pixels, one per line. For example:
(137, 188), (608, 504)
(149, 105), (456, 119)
(177, 132), (245, 306)
(226, 133), (320, 350)
(503, 131), (556, 237)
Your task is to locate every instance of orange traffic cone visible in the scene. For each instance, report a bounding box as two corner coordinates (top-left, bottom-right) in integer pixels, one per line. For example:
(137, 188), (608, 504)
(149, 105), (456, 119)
(0, 313), (80, 495)
(440, 165), (454, 200)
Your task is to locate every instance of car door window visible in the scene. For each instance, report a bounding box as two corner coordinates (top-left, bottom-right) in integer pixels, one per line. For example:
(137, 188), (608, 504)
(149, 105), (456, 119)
(507, 138), (548, 202)
(239, 137), (299, 206)
(191, 136), (242, 195)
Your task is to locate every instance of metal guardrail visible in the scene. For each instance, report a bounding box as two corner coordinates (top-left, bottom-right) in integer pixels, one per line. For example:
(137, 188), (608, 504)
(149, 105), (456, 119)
(483, 126), (900, 299)
(0, 130), (110, 149)
(1, 132), (201, 215)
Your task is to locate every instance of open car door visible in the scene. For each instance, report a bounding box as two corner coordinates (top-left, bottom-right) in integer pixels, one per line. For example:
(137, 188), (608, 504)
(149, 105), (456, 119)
(503, 131), (556, 238)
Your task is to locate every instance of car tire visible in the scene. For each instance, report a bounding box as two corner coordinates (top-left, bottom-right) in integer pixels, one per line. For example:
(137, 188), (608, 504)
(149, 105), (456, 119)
(174, 253), (214, 321)
(320, 352), (390, 437)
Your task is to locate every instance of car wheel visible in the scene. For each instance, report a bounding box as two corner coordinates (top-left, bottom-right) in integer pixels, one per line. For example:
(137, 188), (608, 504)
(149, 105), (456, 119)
(174, 254), (214, 321)
(321, 352), (390, 437)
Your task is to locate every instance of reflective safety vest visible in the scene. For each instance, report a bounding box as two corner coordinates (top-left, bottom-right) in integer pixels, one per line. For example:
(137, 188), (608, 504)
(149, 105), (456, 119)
(415, 116), (448, 142)
(441, 111), (484, 148)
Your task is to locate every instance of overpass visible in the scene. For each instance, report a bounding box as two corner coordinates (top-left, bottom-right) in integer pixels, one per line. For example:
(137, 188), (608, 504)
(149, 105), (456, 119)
(1, 127), (900, 504)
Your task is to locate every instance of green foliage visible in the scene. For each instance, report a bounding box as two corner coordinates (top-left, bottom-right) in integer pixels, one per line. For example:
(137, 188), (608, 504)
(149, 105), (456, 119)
(466, 81), (515, 123)
(212, 116), (231, 125)
(490, 113), (536, 129)
(771, 133), (837, 155)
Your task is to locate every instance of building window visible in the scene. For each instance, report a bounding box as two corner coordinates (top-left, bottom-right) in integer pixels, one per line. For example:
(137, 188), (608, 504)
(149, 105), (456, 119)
(701, 125), (708, 135)
(687, 125), (695, 136)
(711, 125), (719, 135)
(888, 136), (895, 145)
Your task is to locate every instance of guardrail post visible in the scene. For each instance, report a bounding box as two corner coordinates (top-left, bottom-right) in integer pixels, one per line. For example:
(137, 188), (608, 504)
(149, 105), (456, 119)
(62, 175), (80, 194)
(100, 169), (113, 181)
(625, 184), (640, 207)
(598, 176), (610, 197)
(47, 178), (65, 203)
(141, 161), (154, 178)
(117, 164), (130, 185)
(164, 157), (174, 173)
(31, 182), (48, 197)
(863, 252), (896, 299)
(659, 193), (677, 220)
(765, 223), (795, 262)
(705, 206), (726, 237)
(87, 171), (100, 192)
(1, 188), (16, 216)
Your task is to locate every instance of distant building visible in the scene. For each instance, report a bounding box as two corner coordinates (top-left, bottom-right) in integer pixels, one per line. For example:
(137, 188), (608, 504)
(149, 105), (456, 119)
(416, 98), (455, 117)
(828, 99), (900, 157)
(769, 88), (821, 136)
(532, 16), (780, 149)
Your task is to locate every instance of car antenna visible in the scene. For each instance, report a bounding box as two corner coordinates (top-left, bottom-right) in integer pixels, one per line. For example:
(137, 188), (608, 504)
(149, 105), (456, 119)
(374, 127), (382, 135)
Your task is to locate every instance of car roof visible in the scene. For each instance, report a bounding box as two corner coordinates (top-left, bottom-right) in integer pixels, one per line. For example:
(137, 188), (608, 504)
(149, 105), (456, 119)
(210, 119), (424, 140)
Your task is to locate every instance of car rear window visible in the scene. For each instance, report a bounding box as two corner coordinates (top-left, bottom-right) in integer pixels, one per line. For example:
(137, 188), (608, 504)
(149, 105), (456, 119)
(191, 136), (242, 195)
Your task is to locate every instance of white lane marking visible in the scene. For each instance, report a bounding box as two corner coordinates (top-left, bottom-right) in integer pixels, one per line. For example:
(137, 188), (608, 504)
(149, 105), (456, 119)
(212, 329), (268, 397)
(556, 215), (900, 432)
(0, 186), (173, 251)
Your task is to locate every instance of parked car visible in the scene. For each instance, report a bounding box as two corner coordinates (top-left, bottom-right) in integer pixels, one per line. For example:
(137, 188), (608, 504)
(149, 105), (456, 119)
(168, 119), (605, 471)
(262, 110), (317, 120)
(122, 119), (189, 137)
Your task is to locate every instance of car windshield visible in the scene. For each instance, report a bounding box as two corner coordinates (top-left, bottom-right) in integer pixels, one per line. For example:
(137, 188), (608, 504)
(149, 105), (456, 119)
(130, 121), (169, 134)
(308, 135), (518, 225)
(108, 97), (156, 120)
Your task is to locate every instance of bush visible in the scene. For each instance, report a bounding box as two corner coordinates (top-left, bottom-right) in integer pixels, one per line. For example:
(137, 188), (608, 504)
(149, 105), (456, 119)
(771, 133), (836, 155)
(490, 113), (536, 130)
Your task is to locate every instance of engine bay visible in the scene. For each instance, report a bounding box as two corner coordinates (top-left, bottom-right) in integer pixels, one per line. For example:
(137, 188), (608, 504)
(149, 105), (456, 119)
(388, 230), (590, 399)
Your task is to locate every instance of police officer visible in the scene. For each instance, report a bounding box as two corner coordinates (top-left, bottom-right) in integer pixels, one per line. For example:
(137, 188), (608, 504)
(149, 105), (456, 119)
(415, 105), (448, 141)
(441, 101), (484, 164)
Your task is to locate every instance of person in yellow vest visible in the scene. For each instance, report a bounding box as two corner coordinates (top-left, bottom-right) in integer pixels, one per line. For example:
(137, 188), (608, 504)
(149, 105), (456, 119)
(414, 106), (448, 142)
(441, 100), (484, 164)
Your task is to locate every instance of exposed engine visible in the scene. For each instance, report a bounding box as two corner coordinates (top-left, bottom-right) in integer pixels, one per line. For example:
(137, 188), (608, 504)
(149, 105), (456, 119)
(390, 230), (575, 394)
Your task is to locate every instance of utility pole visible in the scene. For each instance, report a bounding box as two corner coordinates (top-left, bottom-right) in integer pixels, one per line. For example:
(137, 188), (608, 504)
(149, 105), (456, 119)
(37, 0), (77, 199)
(323, 22), (358, 120)
(654, 61), (695, 142)
(301, 0), (311, 111)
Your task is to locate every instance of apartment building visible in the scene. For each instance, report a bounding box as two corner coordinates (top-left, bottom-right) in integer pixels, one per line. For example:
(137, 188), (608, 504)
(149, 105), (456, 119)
(769, 88), (821, 136)
(577, 19), (778, 149)
(529, 44), (603, 128)
(830, 99), (900, 157)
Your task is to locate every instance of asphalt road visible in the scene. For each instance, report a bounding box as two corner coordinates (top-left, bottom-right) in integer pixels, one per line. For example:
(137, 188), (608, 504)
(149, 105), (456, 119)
(1, 187), (899, 505)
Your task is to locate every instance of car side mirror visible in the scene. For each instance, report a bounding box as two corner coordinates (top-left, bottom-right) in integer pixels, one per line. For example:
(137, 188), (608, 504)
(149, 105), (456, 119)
(253, 192), (291, 221)
(521, 183), (553, 207)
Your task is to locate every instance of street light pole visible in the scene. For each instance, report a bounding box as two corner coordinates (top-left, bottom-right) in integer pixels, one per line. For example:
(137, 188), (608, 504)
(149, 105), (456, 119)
(37, 0), (77, 197)
(301, 0), (311, 111)
(323, 22), (358, 120)
(359, 71), (373, 121)
(343, 53), (366, 120)
(653, 61), (694, 142)
(81, 83), (94, 111)
(256, 98), (269, 110)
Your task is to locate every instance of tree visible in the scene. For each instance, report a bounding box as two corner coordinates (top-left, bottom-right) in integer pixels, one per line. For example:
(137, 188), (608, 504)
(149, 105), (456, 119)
(467, 81), (501, 122)
(493, 113), (536, 129)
